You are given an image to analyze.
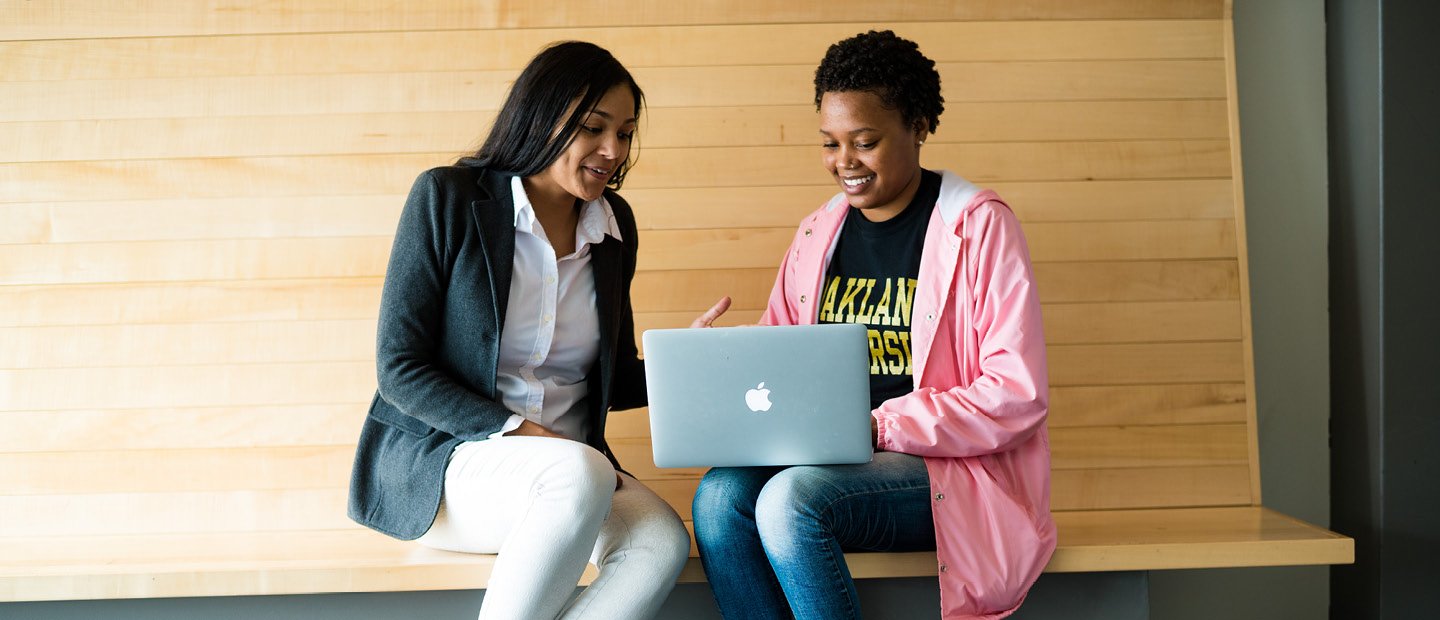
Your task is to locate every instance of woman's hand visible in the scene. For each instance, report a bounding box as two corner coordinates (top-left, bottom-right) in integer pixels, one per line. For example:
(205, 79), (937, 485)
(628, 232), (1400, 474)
(690, 296), (733, 328)
(507, 419), (567, 440)
(508, 420), (623, 489)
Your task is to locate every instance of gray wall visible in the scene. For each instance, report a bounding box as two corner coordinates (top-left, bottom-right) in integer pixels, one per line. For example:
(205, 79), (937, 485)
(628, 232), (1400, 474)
(0, 3), (1340, 618)
(1152, 0), (1334, 618)
(1329, 0), (1440, 617)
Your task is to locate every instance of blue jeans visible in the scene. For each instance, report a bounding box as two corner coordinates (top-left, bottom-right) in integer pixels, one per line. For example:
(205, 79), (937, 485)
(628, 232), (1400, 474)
(692, 451), (936, 620)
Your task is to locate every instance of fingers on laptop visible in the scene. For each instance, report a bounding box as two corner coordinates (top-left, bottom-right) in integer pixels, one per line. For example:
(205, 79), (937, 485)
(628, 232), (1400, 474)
(690, 296), (733, 328)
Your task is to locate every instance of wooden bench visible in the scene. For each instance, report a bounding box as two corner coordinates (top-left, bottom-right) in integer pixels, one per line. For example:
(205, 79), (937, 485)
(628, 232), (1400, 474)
(0, 0), (1350, 608)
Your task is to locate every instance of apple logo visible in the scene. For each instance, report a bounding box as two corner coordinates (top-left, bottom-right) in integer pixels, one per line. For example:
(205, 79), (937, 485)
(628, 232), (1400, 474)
(745, 382), (773, 412)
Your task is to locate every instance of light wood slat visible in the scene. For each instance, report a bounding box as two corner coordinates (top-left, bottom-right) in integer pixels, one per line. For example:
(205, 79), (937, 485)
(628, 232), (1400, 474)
(0, 278), (382, 328)
(0, 489), (355, 538)
(0, 447), (353, 495)
(0, 561), (496, 604)
(0, 99), (1231, 164)
(496, 0), (1225, 28)
(0, 21), (1223, 83)
(694, 143), (1238, 197)
(0, 195), (405, 244)
(1048, 383), (1247, 427)
(1048, 341), (1244, 386)
(612, 450), (705, 485)
(0, 320), (376, 369)
(1050, 465), (1252, 510)
(633, 300), (1241, 347)
(0, 179), (1237, 246)
(628, 141), (1233, 189)
(648, 100), (1229, 147)
(0, 342), (1239, 411)
(599, 382), (1249, 441)
(1035, 260), (1240, 303)
(0, 141), (1229, 204)
(0, 224), (1235, 286)
(1041, 300), (1241, 344)
(1026, 220), (1237, 262)
(1043, 507), (1352, 572)
(0, 238), (392, 286)
(0, 138), (1230, 204)
(0, 362), (376, 412)
(650, 221), (1240, 272)
(0, 180), (1234, 252)
(0, 405), (365, 453)
(629, 186), (829, 231)
(611, 425), (1250, 487)
(0, 261), (1240, 330)
(608, 446), (1252, 513)
(1, 1), (1223, 41)
(0, 260), (1240, 332)
(1050, 423), (1248, 469)
(988, 179), (1235, 222)
(0, 384), (1245, 455)
(636, 228), (794, 271)
(1221, 9), (1264, 503)
(0, 270), (752, 328)
(0, 60), (1226, 123)
(0, 154), (439, 204)
(634, 220), (1237, 272)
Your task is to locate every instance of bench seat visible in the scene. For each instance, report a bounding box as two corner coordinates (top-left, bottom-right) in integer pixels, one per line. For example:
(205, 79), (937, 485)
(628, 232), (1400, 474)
(0, 507), (1351, 603)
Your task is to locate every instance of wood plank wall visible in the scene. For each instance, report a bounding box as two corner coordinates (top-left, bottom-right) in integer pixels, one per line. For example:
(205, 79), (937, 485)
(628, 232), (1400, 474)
(0, 0), (1250, 539)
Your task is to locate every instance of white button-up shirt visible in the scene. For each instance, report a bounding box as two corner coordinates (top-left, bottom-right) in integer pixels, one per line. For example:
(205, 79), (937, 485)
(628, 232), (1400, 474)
(491, 175), (622, 442)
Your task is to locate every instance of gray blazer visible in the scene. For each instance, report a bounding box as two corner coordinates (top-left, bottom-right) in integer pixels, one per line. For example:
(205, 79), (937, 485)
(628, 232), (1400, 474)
(347, 165), (647, 540)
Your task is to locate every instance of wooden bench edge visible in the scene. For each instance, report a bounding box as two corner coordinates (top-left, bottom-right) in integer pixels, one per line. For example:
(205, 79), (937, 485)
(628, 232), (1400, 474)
(0, 507), (1354, 603)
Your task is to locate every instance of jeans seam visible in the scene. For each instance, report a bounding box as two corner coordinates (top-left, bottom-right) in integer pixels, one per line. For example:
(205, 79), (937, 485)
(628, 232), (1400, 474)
(803, 481), (930, 619)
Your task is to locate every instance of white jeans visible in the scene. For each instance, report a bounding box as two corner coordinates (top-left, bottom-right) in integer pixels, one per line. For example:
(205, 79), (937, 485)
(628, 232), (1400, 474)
(417, 436), (690, 620)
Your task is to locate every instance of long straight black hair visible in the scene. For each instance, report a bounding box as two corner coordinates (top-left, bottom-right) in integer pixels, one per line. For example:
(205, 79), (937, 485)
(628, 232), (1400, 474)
(459, 41), (644, 189)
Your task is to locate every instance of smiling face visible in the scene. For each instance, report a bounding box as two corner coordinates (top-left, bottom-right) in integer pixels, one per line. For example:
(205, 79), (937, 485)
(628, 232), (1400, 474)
(818, 90), (927, 222)
(529, 83), (637, 205)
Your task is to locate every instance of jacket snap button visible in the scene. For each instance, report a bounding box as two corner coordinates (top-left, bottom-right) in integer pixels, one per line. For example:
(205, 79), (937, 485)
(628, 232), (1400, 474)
(804, 228), (812, 237)
(926, 313), (935, 321)
(934, 493), (945, 501)
(800, 295), (807, 303)
(940, 564), (948, 573)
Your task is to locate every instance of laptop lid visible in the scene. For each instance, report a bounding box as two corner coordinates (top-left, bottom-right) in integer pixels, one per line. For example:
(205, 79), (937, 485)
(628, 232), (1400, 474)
(642, 323), (873, 468)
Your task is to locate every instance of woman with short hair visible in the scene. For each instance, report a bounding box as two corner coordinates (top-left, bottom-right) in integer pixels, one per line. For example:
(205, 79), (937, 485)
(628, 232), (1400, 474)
(692, 30), (1056, 620)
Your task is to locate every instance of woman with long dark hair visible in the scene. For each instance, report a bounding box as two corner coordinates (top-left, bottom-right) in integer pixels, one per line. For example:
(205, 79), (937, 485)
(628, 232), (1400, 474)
(348, 41), (712, 620)
(691, 31), (1056, 619)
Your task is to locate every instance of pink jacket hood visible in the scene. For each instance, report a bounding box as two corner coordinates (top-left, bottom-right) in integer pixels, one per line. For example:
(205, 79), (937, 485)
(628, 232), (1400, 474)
(761, 171), (1056, 619)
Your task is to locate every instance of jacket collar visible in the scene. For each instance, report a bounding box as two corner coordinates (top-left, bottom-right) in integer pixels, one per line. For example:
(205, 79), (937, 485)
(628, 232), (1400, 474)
(820, 169), (982, 228)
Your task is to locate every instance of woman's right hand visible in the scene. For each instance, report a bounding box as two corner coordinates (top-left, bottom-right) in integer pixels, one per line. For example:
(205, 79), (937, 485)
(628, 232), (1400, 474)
(690, 296), (733, 328)
(507, 419), (567, 440)
(507, 420), (622, 489)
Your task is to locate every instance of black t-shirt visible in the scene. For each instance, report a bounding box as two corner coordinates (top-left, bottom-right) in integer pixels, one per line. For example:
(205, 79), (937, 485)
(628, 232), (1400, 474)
(818, 169), (941, 409)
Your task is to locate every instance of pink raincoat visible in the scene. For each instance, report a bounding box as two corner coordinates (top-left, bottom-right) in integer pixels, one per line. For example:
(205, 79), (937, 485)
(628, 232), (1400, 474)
(760, 171), (1056, 619)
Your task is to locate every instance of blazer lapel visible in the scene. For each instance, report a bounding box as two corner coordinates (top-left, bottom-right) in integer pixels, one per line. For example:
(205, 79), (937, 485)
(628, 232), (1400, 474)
(589, 236), (622, 408)
(471, 169), (516, 333)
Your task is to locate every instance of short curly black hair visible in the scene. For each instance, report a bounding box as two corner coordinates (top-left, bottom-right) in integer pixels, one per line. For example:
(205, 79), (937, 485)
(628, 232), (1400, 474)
(813, 30), (943, 134)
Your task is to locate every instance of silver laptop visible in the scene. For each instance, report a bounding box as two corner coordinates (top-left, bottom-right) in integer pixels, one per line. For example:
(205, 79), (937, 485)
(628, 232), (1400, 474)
(642, 323), (874, 468)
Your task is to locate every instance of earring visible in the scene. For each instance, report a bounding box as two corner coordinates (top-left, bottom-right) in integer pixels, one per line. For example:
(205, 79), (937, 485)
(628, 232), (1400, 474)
(917, 140), (926, 146)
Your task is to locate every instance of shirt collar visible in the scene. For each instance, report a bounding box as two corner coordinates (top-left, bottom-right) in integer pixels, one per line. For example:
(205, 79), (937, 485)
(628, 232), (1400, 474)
(510, 175), (623, 245)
